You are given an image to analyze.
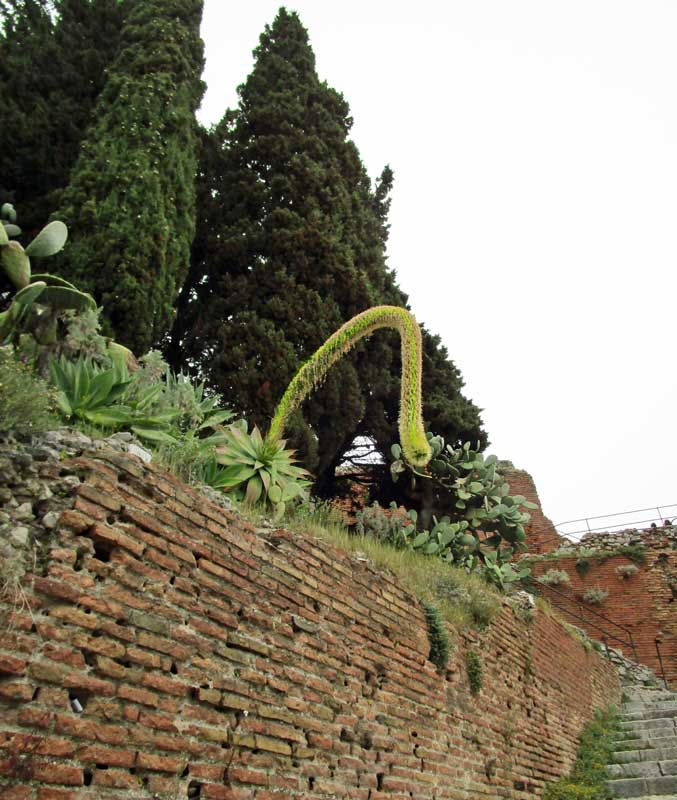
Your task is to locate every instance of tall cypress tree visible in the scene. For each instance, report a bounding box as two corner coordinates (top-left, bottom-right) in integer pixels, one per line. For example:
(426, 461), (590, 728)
(0, 0), (127, 238)
(54, 0), (204, 354)
(171, 8), (485, 492)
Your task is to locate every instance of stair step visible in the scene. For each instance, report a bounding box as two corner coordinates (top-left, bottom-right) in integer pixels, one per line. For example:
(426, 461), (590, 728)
(607, 775), (677, 797)
(616, 736), (677, 752)
(619, 720), (677, 737)
(624, 694), (677, 709)
(609, 763), (662, 779)
(613, 747), (677, 764)
(624, 707), (677, 722)
(619, 796), (677, 800)
(608, 760), (677, 780)
(625, 696), (677, 705)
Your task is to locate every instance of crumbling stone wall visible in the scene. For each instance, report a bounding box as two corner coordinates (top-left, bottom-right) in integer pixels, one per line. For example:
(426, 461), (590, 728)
(0, 441), (620, 798)
(527, 530), (677, 688)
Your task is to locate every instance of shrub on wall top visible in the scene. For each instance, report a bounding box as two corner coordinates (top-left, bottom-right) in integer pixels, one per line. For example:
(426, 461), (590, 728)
(582, 587), (608, 606)
(538, 569), (570, 586)
(615, 564), (639, 579)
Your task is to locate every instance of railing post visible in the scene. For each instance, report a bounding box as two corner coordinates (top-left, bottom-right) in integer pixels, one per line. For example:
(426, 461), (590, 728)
(655, 636), (668, 688)
(629, 630), (638, 662)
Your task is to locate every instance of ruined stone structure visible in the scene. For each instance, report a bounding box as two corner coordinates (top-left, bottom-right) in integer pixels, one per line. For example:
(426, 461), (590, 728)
(0, 442), (620, 798)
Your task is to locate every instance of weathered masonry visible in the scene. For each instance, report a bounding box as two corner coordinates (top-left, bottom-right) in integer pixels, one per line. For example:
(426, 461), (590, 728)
(0, 446), (620, 798)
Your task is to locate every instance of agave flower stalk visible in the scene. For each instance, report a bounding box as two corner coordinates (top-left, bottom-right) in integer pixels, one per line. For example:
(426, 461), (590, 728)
(267, 305), (432, 468)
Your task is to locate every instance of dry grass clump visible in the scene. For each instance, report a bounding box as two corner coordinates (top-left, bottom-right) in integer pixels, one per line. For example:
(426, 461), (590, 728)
(284, 503), (502, 631)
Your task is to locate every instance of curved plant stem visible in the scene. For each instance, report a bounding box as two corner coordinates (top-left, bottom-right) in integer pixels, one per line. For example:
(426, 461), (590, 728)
(266, 305), (432, 468)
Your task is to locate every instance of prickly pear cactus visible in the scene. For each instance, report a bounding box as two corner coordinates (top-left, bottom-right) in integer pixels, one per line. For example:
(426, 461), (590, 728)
(0, 205), (96, 346)
(0, 204), (138, 373)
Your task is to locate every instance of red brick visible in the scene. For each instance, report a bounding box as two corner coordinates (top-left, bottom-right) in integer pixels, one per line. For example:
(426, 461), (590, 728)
(117, 684), (160, 708)
(0, 682), (35, 702)
(32, 763), (83, 785)
(76, 744), (136, 768)
(37, 790), (77, 800)
(141, 672), (189, 697)
(56, 509), (92, 533)
(91, 766), (139, 788)
(0, 655), (27, 675)
(1, 785), (32, 800)
(202, 784), (238, 799)
(0, 733), (74, 758)
(88, 521), (145, 557)
(135, 751), (185, 772)
(54, 715), (127, 745)
(227, 766), (269, 786)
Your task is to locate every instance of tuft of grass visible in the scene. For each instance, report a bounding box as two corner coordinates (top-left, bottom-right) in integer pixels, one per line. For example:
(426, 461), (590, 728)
(153, 435), (214, 485)
(0, 347), (58, 435)
(543, 706), (619, 799)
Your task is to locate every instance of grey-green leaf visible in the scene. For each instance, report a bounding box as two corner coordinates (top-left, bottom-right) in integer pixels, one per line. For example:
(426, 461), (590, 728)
(25, 221), (68, 258)
(14, 281), (46, 306)
(39, 285), (96, 312)
(1, 241), (31, 289)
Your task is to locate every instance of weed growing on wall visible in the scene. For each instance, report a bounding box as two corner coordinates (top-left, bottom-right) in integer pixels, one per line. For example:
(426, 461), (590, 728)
(279, 503), (501, 632)
(421, 601), (451, 673)
(582, 587), (608, 606)
(538, 569), (570, 586)
(543, 705), (619, 800)
(615, 564), (639, 579)
(600, 544), (646, 566)
(466, 649), (483, 695)
(575, 557), (591, 577)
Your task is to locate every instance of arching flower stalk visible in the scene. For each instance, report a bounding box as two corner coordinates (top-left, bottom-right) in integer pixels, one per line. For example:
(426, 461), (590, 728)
(266, 305), (432, 468)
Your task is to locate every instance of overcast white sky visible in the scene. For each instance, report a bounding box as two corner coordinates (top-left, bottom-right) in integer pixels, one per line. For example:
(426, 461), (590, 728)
(199, 0), (677, 530)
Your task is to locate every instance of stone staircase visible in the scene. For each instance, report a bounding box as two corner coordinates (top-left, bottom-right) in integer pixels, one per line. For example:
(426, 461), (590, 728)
(607, 685), (677, 799)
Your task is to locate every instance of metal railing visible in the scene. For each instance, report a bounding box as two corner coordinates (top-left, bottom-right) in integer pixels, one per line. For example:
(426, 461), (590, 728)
(555, 503), (677, 539)
(526, 503), (677, 552)
(655, 637), (668, 687)
(532, 580), (638, 660)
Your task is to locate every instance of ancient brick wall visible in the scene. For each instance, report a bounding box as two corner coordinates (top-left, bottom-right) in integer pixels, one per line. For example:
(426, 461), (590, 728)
(498, 465), (566, 554)
(0, 447), (620, 799)
(527, 531), (677, 689)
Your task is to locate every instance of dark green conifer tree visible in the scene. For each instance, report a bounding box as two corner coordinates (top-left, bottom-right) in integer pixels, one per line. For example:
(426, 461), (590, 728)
(171, 8), (485, 493)
(0, 0), (127, 238)
(53, 0), (204, 354)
